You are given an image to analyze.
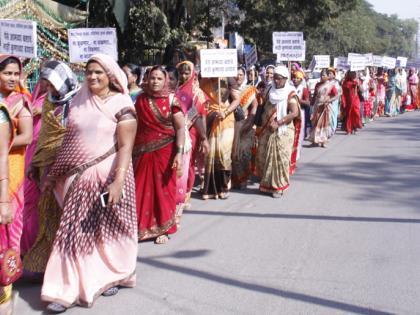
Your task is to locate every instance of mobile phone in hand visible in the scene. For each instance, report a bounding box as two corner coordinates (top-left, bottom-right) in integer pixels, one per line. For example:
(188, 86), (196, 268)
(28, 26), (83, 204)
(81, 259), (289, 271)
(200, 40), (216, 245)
(100, 190), (125, 208)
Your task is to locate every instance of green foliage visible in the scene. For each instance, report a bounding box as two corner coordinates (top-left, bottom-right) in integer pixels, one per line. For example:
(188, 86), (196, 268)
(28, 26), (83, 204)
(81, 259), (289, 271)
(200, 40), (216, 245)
(87, 0), (418, 65)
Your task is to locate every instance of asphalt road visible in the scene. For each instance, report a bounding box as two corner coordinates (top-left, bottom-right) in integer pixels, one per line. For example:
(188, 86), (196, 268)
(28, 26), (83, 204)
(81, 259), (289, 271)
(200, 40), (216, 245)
(16, 111), (420, 315)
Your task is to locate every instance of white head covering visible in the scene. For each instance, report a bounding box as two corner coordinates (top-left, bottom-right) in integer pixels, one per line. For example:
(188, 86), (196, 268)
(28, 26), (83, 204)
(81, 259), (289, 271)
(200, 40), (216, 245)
(274, 65), (289, 78)
(268, 69), (295, 136)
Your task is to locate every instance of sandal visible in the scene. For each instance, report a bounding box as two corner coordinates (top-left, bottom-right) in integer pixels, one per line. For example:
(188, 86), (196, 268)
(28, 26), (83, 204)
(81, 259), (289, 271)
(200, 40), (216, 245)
(102, 286), (119, 297)
(155, 234), (169, 244)
(46, 302), (67, 313)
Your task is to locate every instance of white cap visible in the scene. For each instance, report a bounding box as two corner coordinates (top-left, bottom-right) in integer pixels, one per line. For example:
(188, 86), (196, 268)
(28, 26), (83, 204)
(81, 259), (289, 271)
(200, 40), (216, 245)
(274, 65), (289, 78)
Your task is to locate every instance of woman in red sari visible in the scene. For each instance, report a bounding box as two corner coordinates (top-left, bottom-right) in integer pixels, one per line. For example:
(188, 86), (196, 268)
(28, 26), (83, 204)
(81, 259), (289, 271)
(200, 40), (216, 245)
(341, 71), (362, 134)
(134, 66), (185, 244)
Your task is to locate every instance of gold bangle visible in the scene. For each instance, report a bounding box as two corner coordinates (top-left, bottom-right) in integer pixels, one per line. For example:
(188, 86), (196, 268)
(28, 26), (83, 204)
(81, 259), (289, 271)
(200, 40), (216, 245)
(115, 167), (127, 173)
(177, 146), (184, 153)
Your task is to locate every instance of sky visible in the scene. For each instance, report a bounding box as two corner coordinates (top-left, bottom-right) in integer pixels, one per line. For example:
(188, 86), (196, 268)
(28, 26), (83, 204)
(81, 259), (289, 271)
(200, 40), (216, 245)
(367, 0), (420, 20)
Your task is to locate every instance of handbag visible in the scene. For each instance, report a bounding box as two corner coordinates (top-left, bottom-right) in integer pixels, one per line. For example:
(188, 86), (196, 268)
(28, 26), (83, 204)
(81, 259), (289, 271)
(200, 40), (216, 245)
(234, 106), (245, 121)
(0, 226), (23, 286)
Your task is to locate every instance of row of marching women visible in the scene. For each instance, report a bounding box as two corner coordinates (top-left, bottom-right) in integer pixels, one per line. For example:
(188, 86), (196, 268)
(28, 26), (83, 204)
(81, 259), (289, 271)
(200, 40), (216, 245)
(0, 50), (419, 314)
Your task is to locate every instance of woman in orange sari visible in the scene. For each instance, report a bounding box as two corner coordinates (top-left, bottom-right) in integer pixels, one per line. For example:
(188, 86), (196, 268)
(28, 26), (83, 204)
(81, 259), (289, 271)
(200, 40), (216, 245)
(232, 67), (257, 188)
(200, 78), (239, 199)
(0, 103), (17, 315)
(134, 66), (185, 244)
(0, 54), (32, 251)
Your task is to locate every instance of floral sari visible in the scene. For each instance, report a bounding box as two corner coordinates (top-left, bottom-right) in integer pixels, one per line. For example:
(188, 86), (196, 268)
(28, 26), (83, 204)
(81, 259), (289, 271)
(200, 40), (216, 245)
(309, 81), (337, 144)
(134, 87), (183, 240)
(41, 54), (138, 308)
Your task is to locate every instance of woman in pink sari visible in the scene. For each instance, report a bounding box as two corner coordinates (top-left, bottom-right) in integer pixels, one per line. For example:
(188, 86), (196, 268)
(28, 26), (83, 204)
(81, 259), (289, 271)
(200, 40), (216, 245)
(134, 66), (185, 244)
(21, 79), (48, 254)
(175, 61), (208, 214)
(406, 68), (418, 111)
(41, 54), (138, 313)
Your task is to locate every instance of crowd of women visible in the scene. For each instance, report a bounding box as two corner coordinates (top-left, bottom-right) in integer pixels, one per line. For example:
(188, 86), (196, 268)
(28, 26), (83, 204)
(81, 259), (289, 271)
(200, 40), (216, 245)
(0, 51), (419, 314)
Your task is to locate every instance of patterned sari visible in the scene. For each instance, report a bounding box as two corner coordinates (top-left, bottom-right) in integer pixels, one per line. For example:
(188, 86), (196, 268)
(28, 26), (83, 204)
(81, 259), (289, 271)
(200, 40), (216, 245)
(232, 85), (256, 187)
(200, 78), (235, 199)
(24, 61), (79, 272)
(41, 55), (138, 308)
(256, 88), (298, 193)
(134, 91), (183, 240)
(309, 81), (337, 144)
(23, 100), (66, 272)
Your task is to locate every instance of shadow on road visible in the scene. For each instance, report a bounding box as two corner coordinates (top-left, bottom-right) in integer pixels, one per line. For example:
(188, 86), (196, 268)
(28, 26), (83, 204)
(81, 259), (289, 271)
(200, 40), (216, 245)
(139, 255), (395, 315)
(184, 209), (420, 224)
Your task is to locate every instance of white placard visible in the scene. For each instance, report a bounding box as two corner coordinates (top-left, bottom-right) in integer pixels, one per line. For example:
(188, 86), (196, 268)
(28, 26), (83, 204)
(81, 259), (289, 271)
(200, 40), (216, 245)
(245, 45), (258, 68)
(363, 53), (373, 66)
(396, 56), (407, 67)
(334, 57), (349, 70)
(68, 28), (118, 63)
(347, 53), (362, 65)
(310, 55), (330, 70)
(277, 40), (305, 62)
(373, 55), (383, 67)
(272, 32), (304, 61)
(0, 19), (37, 58)
(200, 49), (238, 78)
(349, 56), (366, 71)
(382, 56), (396, 69)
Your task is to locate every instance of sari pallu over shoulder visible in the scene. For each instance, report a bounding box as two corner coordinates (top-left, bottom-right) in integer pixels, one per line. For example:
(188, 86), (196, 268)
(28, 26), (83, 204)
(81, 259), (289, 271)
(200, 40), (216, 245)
(0, 92), (31, 253)
(134, 92), (182, 240)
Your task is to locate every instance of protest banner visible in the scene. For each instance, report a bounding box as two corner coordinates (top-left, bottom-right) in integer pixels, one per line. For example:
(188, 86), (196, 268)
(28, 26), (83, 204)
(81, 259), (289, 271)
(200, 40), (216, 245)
(363, 53), (373, 66)
(382, 56), (396, 69)
(347, 53), (362, 65)
(334, 57), (349, 70)
(273, 32), (305, 61)
(349, 56), (366, 71)
(244, 45), (258, 68)
(373, 55), (383, 67)
(0, 19), (37, 58)
(68, 28), (118, 63)
(396, 56), (407, 68)
(200, 49), (238, 78)
(309, 55), (330, 71)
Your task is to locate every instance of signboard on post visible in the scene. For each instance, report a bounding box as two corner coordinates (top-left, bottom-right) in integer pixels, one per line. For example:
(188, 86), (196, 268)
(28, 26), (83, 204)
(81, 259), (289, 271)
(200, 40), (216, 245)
(347, 53), (362, 65)
(244, 45), (258, 68)
(373, 55), (383, 67)
(0, 19), (37, 58)
(273, 32), (305, 61)
(68, 28), (118, 63)
(396, 56), (407, 67)
(363, 53), (373, 66)
(200, 49), (238, 78)
(334, 57), (349, 70)
(349, 56), (366, 71)
(382, 56), (396, 69)
(309, 55), (330, 71)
